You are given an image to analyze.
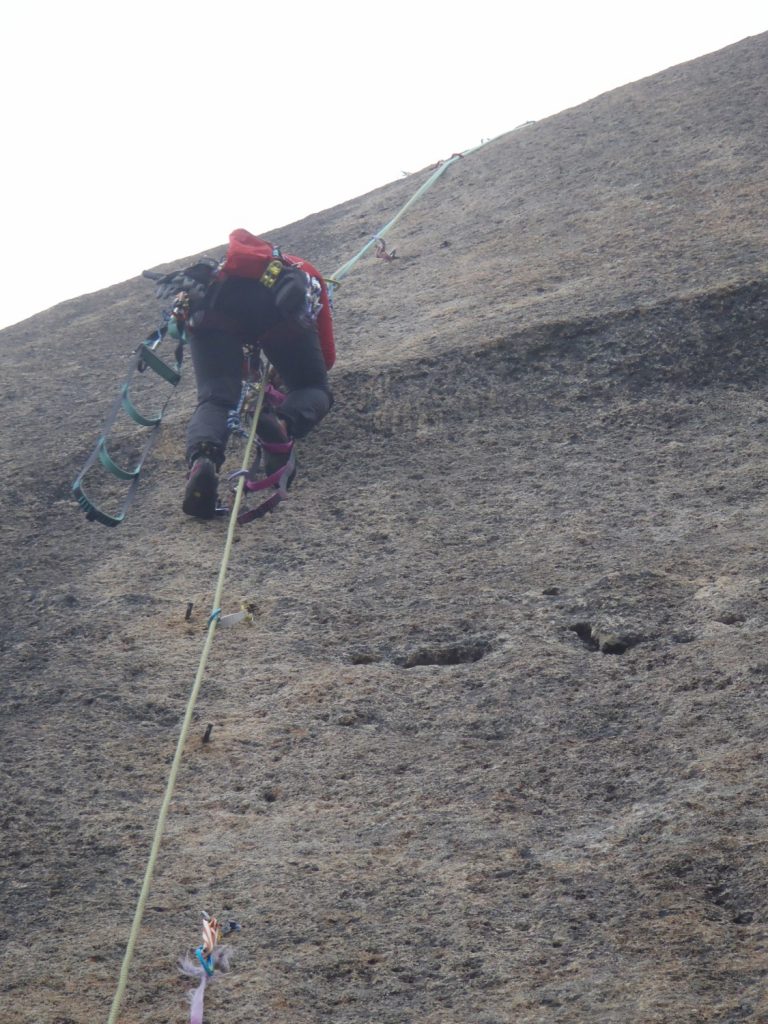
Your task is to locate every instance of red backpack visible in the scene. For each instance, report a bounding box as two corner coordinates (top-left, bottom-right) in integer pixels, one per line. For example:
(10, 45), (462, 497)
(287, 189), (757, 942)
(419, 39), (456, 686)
(221, 228), (335, 369)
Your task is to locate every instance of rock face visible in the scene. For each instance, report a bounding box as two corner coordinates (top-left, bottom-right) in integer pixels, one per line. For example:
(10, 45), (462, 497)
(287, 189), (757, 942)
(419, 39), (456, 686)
(2, 32), (768, 1024)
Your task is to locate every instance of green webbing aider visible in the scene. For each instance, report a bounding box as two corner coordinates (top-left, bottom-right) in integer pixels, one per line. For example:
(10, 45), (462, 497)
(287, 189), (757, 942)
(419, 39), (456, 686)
(72, 322), (185, 526)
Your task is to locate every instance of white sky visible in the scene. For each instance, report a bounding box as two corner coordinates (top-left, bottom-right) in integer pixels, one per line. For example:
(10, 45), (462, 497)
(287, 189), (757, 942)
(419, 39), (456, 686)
(1, 1), (765, 330)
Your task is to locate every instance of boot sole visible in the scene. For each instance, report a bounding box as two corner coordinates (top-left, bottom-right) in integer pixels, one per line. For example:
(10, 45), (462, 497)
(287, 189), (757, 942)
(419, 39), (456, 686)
(182, 463), (218, 519)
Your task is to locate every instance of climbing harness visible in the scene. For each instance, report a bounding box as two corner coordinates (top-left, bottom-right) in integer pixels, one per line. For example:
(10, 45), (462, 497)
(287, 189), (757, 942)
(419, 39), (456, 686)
(215, 349), (297, 523)
(72, 240), (333, 528)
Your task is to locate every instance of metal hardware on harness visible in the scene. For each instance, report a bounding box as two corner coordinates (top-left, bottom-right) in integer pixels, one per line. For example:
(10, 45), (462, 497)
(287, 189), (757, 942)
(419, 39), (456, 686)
(259, 258), (283, 288)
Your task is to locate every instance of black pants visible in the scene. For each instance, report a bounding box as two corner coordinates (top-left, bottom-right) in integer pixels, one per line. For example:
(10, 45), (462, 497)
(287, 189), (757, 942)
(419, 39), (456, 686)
(186, 281), (333, 462)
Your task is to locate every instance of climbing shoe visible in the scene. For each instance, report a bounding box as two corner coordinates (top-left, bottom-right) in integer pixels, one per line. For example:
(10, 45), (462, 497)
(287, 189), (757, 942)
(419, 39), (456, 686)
(182, 457), (219, 519)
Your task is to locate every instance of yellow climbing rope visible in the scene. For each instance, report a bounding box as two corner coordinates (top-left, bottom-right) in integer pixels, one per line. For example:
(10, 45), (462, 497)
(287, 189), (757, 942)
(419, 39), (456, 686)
(105, 367), (270, 1024)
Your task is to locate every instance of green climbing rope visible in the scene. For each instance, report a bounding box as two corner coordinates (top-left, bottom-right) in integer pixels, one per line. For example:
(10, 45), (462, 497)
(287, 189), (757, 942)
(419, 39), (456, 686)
(331, 138), (494, 284)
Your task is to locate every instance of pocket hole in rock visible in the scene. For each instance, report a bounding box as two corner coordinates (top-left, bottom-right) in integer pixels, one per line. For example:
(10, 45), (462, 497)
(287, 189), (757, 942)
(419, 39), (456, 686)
(397, 638), (491, 669)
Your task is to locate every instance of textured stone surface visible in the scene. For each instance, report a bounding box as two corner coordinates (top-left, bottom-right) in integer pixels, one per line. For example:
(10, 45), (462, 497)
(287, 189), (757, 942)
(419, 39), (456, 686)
(1, 31), (768, 1024)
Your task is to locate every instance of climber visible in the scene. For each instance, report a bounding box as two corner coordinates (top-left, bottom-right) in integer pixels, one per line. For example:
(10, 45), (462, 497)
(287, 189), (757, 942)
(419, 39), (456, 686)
(156, 230), (335, 519)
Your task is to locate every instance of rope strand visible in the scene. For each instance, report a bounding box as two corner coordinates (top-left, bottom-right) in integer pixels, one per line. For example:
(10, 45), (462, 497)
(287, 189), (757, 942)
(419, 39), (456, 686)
(105, 367), (270, 1024)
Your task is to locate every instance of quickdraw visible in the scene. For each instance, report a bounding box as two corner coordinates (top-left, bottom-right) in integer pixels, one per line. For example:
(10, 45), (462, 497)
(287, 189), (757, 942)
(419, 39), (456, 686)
(373, 236), (397, 262)
(180, 912), (239, 1024)
(427, 151), (465, 170)
(226, 345), (265, 438)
